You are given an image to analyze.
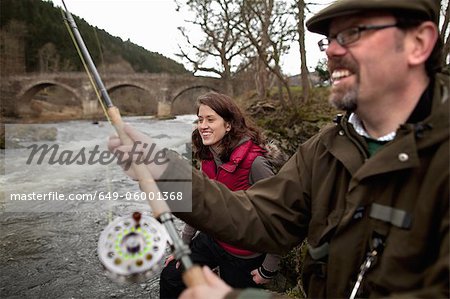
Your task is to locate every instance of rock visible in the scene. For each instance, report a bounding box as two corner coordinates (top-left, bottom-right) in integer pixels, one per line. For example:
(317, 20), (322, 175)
(30, 99), (59, 113)
(152, 134), (171, 139)
(248, 101), (277, 115)
(5, 126), (57, 143)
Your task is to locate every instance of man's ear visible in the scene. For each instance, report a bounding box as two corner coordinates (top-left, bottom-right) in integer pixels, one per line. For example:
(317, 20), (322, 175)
(407, 21), (439, 66)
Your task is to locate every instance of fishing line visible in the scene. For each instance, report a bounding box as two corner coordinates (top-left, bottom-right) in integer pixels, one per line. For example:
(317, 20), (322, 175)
(61, 9), (111, 123)
(62, 8), (115, 226)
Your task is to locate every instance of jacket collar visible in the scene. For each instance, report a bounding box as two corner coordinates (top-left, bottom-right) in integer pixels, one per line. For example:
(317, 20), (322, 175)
(347, 79), (435, 142)
(324, 73), (449, 178)
(211, 136), (253, 172)
(348, 113), (396, 142)
(217, 138), (254, 173)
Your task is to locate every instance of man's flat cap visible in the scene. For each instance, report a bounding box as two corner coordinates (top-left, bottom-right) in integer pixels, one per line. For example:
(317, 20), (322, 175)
(306, 0), (441, 35)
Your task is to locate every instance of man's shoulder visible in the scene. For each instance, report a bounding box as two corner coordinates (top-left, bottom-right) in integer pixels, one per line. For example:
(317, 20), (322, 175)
(293, 120), (343, 161)
(305, 119), (342, 145)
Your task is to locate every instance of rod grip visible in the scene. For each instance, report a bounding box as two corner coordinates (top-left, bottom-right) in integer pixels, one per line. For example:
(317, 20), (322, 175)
(107, 106), (170, 218)
(182, 265), (207, 287)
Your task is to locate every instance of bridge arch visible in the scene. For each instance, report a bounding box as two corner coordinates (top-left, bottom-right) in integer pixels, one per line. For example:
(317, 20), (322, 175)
(104, 82), (159, 116)
(17, 80), (80, 103)
(106, 81), (151, 94)
(171, 85), (220, 115)
(15, 80), (83, 118)
(171, 85), (220, 104)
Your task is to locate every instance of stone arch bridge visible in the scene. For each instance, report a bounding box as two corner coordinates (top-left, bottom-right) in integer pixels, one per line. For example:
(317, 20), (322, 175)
(2, 72), (227, 117)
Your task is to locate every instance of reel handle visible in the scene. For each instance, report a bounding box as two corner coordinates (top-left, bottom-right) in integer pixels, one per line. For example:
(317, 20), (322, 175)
(108, 106), (170, 218)
(183, 265), (207, 286)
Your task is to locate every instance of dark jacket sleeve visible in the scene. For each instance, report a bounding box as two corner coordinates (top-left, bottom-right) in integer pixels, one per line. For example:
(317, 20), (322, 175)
(161, 149), (311, 255)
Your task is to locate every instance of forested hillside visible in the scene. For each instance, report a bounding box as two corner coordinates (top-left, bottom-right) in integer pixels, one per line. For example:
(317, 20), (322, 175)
(0, 0), (188, 74)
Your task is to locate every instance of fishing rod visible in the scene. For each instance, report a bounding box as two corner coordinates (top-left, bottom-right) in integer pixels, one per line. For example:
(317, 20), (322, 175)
(61, 0), (205, 286)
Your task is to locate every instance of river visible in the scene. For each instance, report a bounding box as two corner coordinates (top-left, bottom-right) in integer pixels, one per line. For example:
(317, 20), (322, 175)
(0, 115), (196, 298)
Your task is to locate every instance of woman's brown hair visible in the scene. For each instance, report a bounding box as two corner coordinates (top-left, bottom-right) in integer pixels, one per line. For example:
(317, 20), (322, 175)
(192, 92), (264, 161)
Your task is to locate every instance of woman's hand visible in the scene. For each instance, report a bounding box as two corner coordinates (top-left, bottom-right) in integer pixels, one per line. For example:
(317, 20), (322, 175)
(164, 254), (180, 268)
(250, 268), (272, 285)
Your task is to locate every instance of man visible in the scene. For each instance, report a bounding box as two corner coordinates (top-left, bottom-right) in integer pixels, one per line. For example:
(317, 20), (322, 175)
(109, 0), (449, 298)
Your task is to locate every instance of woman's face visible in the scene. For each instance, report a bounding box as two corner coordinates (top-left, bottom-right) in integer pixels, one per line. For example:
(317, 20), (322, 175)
(197, 104), (231, 150)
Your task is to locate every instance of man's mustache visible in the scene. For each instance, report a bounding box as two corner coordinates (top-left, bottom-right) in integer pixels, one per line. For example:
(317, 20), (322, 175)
(328, 57), (358, 74)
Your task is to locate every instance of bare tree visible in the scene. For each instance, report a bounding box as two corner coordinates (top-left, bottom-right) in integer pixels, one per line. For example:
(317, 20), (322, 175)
(239, 0), (296, 106)
(295, 0), (310, 102)
(240, 0), (271, 101)
(176, 0), (250, 95)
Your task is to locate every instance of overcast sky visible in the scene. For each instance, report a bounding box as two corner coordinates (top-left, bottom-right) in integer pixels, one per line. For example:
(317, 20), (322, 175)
(58, 0), (332, 76)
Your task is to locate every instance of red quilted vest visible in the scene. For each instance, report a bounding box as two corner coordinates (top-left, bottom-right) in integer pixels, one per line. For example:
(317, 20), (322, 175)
(201, 140), (266, 256)
(201, 140), (266, 190)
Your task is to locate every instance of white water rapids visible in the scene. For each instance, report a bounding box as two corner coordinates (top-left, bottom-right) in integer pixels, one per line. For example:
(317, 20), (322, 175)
(0, 115), (196, 298)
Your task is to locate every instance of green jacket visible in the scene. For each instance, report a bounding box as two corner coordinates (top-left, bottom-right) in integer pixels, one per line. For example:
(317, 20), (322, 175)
(169, 74), (449, 298)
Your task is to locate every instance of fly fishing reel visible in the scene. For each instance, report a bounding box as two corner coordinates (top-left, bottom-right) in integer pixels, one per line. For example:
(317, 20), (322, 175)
(98, 212), (170, 283)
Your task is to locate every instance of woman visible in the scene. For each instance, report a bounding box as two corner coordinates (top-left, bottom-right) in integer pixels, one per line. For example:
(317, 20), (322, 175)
(159, 92), (281, 298)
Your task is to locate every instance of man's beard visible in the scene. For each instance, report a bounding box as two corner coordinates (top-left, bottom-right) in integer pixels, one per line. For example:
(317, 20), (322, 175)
(328, 57), (359, 112)
(329, 84), (358, 112)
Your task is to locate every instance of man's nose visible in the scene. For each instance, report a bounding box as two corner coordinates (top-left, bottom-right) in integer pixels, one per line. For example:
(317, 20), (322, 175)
(325, 39), (347, 57)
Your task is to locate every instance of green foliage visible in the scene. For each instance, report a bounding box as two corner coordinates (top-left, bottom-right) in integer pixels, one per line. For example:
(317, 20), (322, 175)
(248, 86), (338, 156)
(0, 0), (188, 74)
(314, 58), (330, 86)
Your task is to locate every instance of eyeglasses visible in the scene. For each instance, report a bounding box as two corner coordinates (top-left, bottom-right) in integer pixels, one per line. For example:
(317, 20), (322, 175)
(318, 24), (398, 51)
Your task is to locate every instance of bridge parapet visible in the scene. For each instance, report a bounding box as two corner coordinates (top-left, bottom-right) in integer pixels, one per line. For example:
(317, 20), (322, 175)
(2, 72), (226, 118)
